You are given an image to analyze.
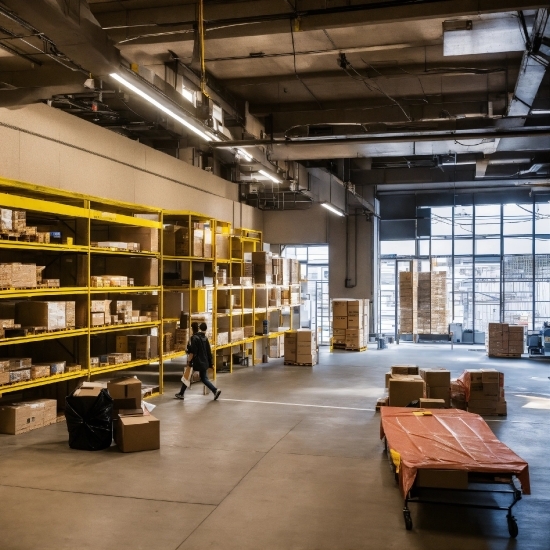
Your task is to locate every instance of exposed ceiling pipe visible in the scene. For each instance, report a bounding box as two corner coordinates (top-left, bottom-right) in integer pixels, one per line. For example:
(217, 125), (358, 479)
(506, 9), (550, 120)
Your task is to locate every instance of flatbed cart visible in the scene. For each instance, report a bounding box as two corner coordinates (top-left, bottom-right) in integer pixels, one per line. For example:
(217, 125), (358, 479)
(383, 438), (522, 537)
(380, 407), (530, 539)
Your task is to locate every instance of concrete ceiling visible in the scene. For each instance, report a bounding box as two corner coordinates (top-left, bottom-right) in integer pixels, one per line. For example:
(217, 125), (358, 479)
(0, 0), (549, 197)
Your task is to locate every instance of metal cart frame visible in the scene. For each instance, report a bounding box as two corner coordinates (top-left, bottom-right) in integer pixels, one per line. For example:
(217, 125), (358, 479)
(384, 438), (522, 537)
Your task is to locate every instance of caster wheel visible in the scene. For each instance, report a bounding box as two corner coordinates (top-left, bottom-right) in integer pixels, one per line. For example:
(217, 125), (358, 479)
(507, 515), (518, 538)
(403, 509), (413, 531)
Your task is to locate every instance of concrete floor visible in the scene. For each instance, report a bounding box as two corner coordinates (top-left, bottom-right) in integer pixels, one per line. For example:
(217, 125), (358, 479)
(1, 344), (549, 550)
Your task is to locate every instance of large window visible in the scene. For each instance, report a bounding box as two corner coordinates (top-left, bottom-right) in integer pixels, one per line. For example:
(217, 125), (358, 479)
(379, 196), (550, 334)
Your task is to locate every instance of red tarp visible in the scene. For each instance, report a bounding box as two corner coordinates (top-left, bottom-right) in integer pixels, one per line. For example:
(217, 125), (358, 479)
(380, 407), (530, 498)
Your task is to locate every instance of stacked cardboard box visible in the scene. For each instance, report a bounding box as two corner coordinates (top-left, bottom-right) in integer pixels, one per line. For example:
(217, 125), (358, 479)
(272, 257), (283, 285)
(419, 368), (451, 407)
(268, 335), (285, 358)
(284, 330), (317, 365)
(388, 374), (426, 406)
(430, 272), (447, 333)
(399, 270), (417, 334)
(192, 222), (205, 257)
(174, 328), (189, 351)
(290, 259), (300, 284)
(384, 365), (418, 390)
(0, 399), (57, 434)
(487, 323), (524, 357)
(332, 299), (369, 350)
(417, 272), (431, 334)
(252, 252), (272, 284)
(463, 369), (506, 416)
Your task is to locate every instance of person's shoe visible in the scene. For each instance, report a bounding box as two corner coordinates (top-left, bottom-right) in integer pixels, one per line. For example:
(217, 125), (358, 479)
(214, 389), (221, 400)
(174, 393), (184, 400)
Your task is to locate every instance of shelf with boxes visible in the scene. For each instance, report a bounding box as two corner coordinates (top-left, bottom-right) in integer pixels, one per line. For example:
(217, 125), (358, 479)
(0, 177), (164, 396)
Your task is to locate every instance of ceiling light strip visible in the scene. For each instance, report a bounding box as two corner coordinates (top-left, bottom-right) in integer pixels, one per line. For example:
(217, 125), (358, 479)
(110, 72), (213, 142)
(321, 202), (345, 216)
(258, 169), (281, 183)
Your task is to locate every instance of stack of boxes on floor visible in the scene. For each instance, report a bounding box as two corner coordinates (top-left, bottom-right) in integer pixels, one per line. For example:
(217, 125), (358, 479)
(332, 299), (369, 350)
(383, 365), (426, 407)
(398, 269), (448, 335)
(65, 376), (160, 452)
(284, 329), (317, 365)
(419, 368), (451, 407)
(417, 273), (431, 335)
(487, 323), (524, 358)
(457, 369), (507, 416)
(379, 366), (454, 410)
(399, 270), (417, 334)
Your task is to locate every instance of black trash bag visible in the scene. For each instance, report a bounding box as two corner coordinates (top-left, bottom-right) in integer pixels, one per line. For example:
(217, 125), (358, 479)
(406, 400), (421, 408)
(65, 388), (113, 451)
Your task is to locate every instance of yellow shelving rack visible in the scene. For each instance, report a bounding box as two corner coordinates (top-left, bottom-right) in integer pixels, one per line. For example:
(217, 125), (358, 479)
(0, 176), (297, 398)
(0, 176), (163, 396)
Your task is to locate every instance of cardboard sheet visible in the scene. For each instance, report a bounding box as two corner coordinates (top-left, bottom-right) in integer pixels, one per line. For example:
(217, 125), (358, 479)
(380, 407), (530, 497)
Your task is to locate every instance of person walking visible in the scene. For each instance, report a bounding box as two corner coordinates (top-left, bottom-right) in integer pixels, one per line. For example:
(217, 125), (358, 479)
(175, 321), (221, 401)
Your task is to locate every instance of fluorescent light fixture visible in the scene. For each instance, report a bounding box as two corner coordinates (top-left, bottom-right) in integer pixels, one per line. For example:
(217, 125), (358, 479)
(110, 72), (213, 141)
(531, 109), (550, 115)
(320, 202), (345, 216)
(181, 86), (194, 104)
(236, 148), (254, 162)
(258, 169), (281, 183)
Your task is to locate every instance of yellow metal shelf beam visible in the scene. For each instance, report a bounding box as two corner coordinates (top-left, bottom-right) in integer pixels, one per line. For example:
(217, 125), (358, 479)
(0, 192), (89, 219)
(0, 327), (88, 347)
(89, 286), (161, 294)
(89, 209), (161, 229)
(0, 287), (88, 299)
(89, 321), (160, 334)
(90, 248), (159, 257)
(0, 370), (87, 395)
(0, 241), (88, 252)
(88, 359), (156, 376)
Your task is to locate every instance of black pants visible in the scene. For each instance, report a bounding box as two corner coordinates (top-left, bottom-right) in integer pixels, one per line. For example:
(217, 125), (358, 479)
(179, 369), (217, 395)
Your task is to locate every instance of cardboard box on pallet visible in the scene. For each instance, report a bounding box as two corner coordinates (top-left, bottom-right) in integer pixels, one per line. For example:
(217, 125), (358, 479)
(419, 398), (446, 409)
(110, 226), (158, 253)
(391, 365), (419, 375)
(11, 263), (37, 288)
(333, 328), (346, 345)
(332, 300), (348, 317)
(15, 301), (67, 331)
(345, 329), (365, 349)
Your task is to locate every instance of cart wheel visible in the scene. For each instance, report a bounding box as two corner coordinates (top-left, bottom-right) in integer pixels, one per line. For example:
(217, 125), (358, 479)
(507, 515), (518, 538)
(403, 509), (413, 530)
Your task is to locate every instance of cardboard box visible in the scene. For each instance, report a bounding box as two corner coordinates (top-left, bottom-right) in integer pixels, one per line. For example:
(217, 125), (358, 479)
(110, 226), (158, 253)
(333, 300), (348, 317)
(0, 403), (44, 434)
(11, 263), (37, 288)
(481, 369), (499, 383)
(91, 300), (112, 313)
(333, 316), (348, 329)
(419, 398), (446, 409)
(420, 368), (451, 387)
(391, 365), (419, 375)
(465, 370), (483, 384)
(116, 414), (160, 452)
(333, 328), (346, 344)
(427, 386), (450, 407)
(91, 312), (105, 326)
(15, 301), (66, 331)
(415, 469), (468, 489)
(347, 314), (363, 329)
(107, 377), (141, 409)
(388, 376), (425, 406)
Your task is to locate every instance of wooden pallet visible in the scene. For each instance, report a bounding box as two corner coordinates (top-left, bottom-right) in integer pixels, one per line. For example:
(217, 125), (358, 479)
(284, 360), (316, 366)
(487, 353), (522, 359)
(345, 346), (367, 352)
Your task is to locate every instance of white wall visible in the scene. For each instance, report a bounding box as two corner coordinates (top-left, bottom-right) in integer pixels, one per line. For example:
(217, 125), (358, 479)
(263, 204), (375, 322)
(263, 204), (328, 244)
(0, 103), (262, 230)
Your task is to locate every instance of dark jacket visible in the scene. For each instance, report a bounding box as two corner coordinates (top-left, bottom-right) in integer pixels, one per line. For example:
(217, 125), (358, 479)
(189, 332), (213, 371)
